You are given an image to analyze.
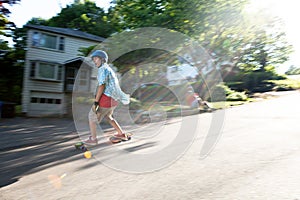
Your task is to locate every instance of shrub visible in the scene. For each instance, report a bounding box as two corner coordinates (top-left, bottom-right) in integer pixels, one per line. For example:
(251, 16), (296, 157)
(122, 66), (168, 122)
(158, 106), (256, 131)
(226, 91), (248, 101)
(209, 83), (248, 102)
(129, 98), (142, 110)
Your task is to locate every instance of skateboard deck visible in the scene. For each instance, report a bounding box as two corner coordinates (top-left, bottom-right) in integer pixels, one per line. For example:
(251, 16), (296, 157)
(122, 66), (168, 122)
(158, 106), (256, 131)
(109, 133), (132, 144)
(74, 133), (133, 150)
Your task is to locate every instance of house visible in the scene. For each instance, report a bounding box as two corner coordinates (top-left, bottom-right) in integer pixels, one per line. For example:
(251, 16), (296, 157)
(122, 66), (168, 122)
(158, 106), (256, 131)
(166, 63), (199, 86)
(22, 24), (104, 117)
(166, 53), (216, 86)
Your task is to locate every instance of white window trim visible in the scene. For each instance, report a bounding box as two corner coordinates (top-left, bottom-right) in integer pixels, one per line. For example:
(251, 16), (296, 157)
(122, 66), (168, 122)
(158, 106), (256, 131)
(32, 31), (65, 52)
(30, 60), (64, 82)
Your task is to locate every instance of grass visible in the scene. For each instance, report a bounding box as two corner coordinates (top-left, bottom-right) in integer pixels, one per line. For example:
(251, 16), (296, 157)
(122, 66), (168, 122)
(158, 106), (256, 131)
(268, 76), (300, 90)
(212, 76), (300, 109)
(211, 101), (247, 109)
(15, 105), (22, 116)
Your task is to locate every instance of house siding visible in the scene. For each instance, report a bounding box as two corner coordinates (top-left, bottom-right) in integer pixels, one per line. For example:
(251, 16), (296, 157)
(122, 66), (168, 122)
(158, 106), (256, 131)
(22, 27), (102, 117)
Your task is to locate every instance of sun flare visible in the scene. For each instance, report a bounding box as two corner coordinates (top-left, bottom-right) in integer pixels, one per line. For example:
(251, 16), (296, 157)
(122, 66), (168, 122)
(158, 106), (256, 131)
(246, 0), (300, 71)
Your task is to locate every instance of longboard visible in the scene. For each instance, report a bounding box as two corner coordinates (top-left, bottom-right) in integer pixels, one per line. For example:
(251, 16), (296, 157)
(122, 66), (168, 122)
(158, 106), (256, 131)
(109, 133), (132, 144)
(74, 133), (133, 151)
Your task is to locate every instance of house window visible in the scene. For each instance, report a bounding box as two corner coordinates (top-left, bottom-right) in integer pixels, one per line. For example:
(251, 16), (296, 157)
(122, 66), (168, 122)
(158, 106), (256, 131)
(57, 65), (63, 80)
(31, 97), (62, 104)
(65, 67), (89, 92)
(38, 63), (56, 79)
(30, 62), (36, 77)
(32, 32), (40, 46)
(66, 67), (77, 91)
(32, 31), (65, 51)
(79, 69), (88, 86)
(59, 37), (65, 51)
(40, 34), (56, 49)
(30, 61), (63, 81)
(31, 97), (38, 103)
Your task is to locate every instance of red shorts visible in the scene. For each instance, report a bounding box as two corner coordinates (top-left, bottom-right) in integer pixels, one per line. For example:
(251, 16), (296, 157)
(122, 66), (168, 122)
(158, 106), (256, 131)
(99, 94), (118, 108)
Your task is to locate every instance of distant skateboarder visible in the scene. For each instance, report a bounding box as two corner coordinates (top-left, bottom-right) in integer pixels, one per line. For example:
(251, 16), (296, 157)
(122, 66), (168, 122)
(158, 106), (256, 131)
(186, 87), (212, 111)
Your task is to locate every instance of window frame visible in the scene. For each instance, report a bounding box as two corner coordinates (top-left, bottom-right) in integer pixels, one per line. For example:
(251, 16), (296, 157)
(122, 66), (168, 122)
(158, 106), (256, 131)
(32, 31), (65, 51)
(65, 65), (91, 92)
(65, 67), (78, 92)
(29, 60), (64, 82)
(30, 97), (62, 104)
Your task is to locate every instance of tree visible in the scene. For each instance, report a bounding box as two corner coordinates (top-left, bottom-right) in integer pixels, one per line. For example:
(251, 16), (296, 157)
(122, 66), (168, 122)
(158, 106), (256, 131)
(0, 0), (20, 37)
(108, 0), (293, 93)
(47, 0), (116, 38)
(0, 46), (23, 103)
(285, 66), (300, 75)
(3, 0), (294, 104)
(110, 0), (200, 34)
(0, 0), (24, 104)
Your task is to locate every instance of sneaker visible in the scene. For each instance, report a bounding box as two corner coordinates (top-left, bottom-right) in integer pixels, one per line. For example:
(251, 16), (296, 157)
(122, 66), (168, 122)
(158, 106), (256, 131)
(84, 136), (98, 145)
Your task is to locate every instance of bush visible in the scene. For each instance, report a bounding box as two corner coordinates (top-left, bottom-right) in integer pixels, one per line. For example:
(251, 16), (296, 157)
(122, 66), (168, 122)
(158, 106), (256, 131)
(209, 83), (248, 102)
(269, 78), (300, 91)
(273, 85), (293, 91)
(129, 98), (142, 110)
(226, 91), (248, 101)
(208, 84), (227, 102)
(75, 97), (94, 104)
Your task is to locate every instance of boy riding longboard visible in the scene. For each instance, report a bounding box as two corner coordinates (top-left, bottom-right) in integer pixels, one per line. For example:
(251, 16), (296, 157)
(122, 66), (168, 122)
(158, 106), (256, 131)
(81, 50), (130, 147)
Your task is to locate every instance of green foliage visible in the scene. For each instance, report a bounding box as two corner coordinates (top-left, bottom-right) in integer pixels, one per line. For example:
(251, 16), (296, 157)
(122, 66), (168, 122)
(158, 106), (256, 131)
(0, 1), (25, 104)
(0, 0), (295, 104)
(0, 0), (20, 36)
(74, 96), (95, 104)
(109, 0), (292, 93)
(211, 83), (248, 101)
(270, 78), (300, 91)
(47, 0), (116, 38)
(0, 49), (24, 104)
(78, 45), (97, 56)
(129, 97), (142, 110)
(226, 91), (248, 101)
(226, 64), (286, 93)
(285, 66), (300, 75)
(216, 83), (234, 96)
(209, 83), (230, 101)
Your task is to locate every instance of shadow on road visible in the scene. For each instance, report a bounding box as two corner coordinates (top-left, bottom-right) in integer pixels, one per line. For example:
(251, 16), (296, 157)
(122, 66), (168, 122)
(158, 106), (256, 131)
(0, 117), (164, 188)
(0, 117), (80, 188)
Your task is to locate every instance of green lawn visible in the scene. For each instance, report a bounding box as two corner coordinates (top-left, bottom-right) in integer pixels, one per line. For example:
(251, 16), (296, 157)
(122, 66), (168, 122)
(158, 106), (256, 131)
(268, 75), (300, 91)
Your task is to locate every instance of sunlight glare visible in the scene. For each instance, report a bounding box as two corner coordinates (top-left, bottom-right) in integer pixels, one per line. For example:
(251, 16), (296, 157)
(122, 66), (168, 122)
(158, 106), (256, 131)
(246, 0), (300, 71)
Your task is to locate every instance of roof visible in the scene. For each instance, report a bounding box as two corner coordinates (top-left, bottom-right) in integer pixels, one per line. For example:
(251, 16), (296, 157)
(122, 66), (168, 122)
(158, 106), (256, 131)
(25, 24), (105, 42)
(64, 56), (95, 66)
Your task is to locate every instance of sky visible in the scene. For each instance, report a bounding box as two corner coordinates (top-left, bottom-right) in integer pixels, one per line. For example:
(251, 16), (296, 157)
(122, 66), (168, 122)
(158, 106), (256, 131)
(247, 0), (300, 73)
(5, 0), (300, 73)
(8, 0), (112, 28)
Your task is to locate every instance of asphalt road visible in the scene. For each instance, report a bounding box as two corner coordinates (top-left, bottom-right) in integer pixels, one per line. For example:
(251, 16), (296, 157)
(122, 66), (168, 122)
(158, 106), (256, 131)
(1, 90), (300, 200)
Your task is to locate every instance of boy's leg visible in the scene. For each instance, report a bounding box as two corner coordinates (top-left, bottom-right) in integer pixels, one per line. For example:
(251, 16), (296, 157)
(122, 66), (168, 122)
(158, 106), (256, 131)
(106, 115), (124, 135)
(86, 107), (105, 142)
(104, 107), (129, 139)
(104, 107), (123, 134)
